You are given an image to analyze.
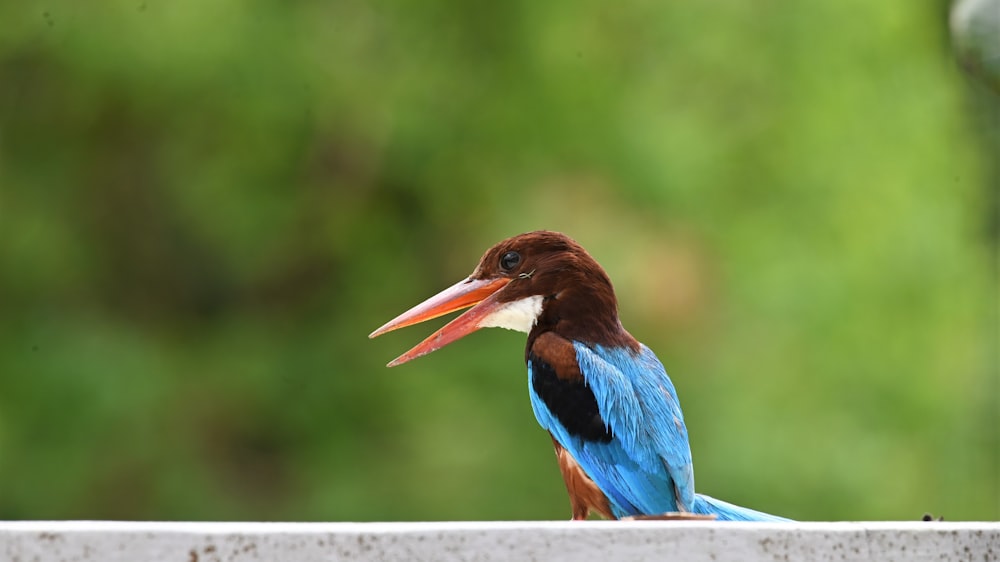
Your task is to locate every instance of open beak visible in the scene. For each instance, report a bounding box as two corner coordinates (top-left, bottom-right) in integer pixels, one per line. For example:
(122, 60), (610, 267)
(369, 277), (512, 367)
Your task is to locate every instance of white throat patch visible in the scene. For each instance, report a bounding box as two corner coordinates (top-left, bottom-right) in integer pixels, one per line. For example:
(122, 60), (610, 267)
(478, 295), (544, 333)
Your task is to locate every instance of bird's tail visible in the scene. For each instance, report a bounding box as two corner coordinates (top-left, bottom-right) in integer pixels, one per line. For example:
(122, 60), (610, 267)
(691, 493), (791, 522)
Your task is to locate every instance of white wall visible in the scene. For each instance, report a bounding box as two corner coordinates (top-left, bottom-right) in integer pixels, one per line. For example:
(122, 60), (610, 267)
(1, 520), (997, 562)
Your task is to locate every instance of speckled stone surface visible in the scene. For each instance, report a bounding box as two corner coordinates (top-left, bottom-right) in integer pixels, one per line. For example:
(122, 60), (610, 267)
(1, 520), (997, 562)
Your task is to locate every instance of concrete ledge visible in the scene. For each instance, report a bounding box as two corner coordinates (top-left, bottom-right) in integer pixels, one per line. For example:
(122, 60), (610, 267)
(1, 520), (997, 562)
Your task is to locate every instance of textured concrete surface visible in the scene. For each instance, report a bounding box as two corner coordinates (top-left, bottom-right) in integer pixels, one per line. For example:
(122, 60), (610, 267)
(1, 520), (997, 562)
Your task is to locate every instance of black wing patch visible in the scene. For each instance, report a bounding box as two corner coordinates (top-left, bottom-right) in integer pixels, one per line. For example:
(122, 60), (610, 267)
(529, 350), (613, 443)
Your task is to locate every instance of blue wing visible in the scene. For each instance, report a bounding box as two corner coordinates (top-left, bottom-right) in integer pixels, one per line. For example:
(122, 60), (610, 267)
(528, 341), (696, 517)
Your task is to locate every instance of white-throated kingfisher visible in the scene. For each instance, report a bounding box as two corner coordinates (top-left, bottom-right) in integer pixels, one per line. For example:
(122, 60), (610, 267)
(369, 231), (789, 521)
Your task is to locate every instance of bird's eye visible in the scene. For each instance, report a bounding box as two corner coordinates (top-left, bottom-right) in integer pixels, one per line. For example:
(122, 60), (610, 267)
(499, 251), (521, 271)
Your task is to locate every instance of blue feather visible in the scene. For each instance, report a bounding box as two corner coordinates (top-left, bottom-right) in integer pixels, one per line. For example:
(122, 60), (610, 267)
(692, 494), (791, 521)
(529, 341), (789, 521)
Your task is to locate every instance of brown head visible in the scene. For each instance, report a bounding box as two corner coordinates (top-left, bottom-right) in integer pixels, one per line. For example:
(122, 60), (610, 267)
(369, 231), (637, 366)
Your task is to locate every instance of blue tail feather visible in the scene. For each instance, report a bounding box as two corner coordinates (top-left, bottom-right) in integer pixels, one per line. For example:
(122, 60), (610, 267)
(691, 494), (791, 521)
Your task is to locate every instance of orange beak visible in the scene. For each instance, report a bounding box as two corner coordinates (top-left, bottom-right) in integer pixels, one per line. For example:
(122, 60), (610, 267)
(369, 277), (512, 367)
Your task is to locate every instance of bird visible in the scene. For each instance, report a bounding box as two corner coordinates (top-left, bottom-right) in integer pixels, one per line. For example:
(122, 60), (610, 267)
(369, 230), (789, 521)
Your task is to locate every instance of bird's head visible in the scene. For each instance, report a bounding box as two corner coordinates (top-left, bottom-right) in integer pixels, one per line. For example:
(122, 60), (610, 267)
(370, 230), (631, 366)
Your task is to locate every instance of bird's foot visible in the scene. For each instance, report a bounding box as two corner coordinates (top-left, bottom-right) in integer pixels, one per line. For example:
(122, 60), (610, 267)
(623, 512), (717, 521)
(921, 512), (944, 521)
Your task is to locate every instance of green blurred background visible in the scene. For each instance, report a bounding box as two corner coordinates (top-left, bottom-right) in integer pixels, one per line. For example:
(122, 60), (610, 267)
(0, 1), (997, 522)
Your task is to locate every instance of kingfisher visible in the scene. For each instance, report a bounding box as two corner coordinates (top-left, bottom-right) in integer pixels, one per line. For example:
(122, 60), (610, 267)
(369, 231), (789, 521)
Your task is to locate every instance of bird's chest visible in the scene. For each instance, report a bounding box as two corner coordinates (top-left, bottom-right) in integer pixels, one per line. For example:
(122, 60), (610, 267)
(528, 352), (613, 443)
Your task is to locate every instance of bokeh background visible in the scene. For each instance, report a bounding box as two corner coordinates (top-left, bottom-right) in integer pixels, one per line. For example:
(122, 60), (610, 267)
(1, 1), (997, 522)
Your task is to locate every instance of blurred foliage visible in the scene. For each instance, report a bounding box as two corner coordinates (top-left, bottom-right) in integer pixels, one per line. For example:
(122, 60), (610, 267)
(0, 0), (997, 522)
(951, 0), (1000, 94)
